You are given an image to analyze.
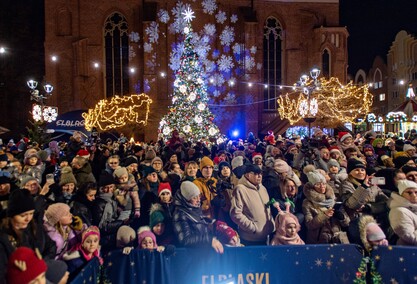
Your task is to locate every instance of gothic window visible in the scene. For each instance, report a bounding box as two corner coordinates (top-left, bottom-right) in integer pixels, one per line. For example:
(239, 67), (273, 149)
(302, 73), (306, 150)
(104, 12), (129, 97)
(322, 49), (330, 78)
(263, 17), (282, 111)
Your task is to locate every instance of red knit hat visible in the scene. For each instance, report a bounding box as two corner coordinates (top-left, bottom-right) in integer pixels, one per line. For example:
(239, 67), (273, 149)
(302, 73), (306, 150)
(215, 221), (238, 245)
(7, 247), (47, 284)
(158, 182), (172, 197)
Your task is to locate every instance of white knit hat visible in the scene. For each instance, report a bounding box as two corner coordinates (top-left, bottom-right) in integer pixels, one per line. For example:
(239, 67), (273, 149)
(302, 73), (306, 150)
(397, 179), (417, 195)
(307, 170), (326, 185)
(180, 181), (200, 201)
(403, 144), (416, 152)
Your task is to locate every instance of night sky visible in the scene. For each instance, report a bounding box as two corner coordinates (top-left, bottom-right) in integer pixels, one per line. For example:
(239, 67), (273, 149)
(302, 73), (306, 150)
(340, 0), (417, 75)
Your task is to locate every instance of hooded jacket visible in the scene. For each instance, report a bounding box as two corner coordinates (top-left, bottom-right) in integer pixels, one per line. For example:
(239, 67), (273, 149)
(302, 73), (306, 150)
(388, 192), (417, 246)
(230, 176), (274, 243)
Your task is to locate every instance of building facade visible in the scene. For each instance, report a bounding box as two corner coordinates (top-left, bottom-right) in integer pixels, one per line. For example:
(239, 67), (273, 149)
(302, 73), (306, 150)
(43, 0), (348, 141)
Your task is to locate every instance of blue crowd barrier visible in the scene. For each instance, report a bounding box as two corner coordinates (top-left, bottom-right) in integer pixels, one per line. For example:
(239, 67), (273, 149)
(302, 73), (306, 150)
(70, 245), (417, 284)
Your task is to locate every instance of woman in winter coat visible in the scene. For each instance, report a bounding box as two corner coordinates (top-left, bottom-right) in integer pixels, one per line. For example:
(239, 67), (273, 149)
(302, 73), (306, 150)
(0, 189), (56, 282)
(302, 170), (350, 244)
(172, 181), (223, 253)
(71, 182), (98, 226)
(340, 159), (389, 228)
(388, 179), (417, 246)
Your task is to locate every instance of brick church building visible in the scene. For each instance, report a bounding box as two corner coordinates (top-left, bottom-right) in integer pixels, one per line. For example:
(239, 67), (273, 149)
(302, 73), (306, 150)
(43, 0), (348, 141)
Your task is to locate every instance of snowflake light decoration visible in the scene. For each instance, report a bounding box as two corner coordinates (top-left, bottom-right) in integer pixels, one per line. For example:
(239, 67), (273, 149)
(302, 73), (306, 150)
(215, 10), (227, 24)
(220, 26), (235, 46)
(202, 0), (218, 15)
(42, 106), (58, 123)
(157, 9), (170, 23)
(32, 104), (43, 122)
(182, 7), (195, 23)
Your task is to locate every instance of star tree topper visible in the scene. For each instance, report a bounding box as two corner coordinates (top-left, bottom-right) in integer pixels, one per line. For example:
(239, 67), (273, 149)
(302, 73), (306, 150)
(182, 7), (195, 23)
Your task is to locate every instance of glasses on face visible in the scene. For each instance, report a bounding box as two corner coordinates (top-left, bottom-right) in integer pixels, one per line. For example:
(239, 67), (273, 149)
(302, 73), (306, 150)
(249, 172), (262, 176)
(314, 182), (326, 188)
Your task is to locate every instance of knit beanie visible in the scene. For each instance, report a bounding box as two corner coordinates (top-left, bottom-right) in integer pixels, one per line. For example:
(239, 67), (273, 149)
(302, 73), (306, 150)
(215, 221), (237, 245)
(37, 150), (49, 162)
(142, 165), (156, 177)
(116, 225), (136, 248)
(0, 173), (11, 185)
(149, 204), (165, 229)
(7, 247), (47, 284)
(401, 165), (417, 175)
(307, 170), (326, 185)
(113, 166), (128, 178)
(45, 260), (68, 284)
(180, 181), (200, 201)
(45, 203), (71, 226)
(363, 144), (374, 152)
(397, 179), (417, 195)
(328, 159), (340, 170)
(7, 189), (35, 217)
(123, 156), (138, 167)
(218, 161), (231, 173)
(231, 156), (244, 170)
(151, 157), (163, 166)
(59, 166), (77, 186)
(276, 212), (301, 236)
(338, 132), (352, 142)
(393, 156), (413, 169)
(372, 138), (384, 148)
(365, 222), (386, 242)
(98, 174), (116, 187)
(20, 175), (38, 188)
(274, 159), (290, 173)
(137, 226), (157, 247)
(403, 143), (416, 152)
(200, 156), (214, 171)
(144, 149), (156, 161)
(81, 226), (100, 244)
(347, 158), (366, 174)
(158, 182), (172, 197)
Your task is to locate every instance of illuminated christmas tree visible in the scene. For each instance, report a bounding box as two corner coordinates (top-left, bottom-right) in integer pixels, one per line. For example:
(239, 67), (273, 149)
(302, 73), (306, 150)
(158, 7), (222, 143)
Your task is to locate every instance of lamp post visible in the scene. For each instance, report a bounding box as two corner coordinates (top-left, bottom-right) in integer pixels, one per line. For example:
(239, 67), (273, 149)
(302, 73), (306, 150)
(298, 68), (320, 137)
(27, 80), (58, 123)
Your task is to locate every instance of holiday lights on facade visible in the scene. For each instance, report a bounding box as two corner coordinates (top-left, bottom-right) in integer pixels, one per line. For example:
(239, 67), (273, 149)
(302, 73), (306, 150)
(82, 94), (153, 131)
(278, 72), (372, 128)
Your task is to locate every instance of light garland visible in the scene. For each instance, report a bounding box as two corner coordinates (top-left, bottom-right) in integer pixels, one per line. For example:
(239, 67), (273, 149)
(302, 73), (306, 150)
(386, 111), (407, 123)
(367, 113), (377, 123)
(278, 77), (373, 127)
(82, 93), (153, 131)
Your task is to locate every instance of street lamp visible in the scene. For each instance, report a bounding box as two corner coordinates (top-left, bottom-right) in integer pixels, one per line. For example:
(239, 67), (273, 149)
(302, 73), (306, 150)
(27, 80), (58, 123)
(298, 68), (321, 137)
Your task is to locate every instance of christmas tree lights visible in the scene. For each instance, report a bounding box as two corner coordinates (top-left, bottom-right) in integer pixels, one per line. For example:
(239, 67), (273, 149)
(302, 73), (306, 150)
(278, 77), (373, 127)
(158, 9), (222, 143)
(82, 94), (152, 131)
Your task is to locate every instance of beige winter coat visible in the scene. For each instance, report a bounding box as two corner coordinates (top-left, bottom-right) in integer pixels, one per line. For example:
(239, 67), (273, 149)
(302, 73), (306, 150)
(230, 176), (275, 243)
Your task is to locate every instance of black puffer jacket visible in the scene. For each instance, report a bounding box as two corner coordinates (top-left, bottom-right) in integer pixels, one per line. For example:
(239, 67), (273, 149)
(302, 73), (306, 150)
(172, 190), (213, 248)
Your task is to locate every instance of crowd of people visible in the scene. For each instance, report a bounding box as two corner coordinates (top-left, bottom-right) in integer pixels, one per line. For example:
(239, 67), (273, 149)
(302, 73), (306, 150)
(1, 127), (417, 283)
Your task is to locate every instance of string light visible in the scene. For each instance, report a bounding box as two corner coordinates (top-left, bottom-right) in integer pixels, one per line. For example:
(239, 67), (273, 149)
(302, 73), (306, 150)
(278, 77), (373, 127)
(82, 93), (153, 131)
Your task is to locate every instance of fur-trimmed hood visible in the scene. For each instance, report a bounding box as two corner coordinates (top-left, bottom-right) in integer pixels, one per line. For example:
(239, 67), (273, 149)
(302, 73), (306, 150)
(358, 215), (377, 251)
(303, 182), (335, 204)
